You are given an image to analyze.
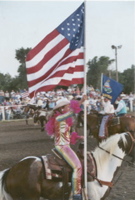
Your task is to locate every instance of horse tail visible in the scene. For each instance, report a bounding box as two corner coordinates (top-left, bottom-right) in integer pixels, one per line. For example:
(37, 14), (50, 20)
(0, 169), (12, 200)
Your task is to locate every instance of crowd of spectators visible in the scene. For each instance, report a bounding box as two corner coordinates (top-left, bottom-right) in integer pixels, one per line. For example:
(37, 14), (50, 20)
(0, 85), (135, 121)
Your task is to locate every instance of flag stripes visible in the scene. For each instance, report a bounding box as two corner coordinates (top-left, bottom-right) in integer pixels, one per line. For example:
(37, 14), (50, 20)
(26, 3), (84, 98)
(21, 91), (29, 99)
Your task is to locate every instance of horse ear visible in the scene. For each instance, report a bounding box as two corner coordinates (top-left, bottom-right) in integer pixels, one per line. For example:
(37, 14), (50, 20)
(118, 137), (125, 153)
(118, 133), (132, 155)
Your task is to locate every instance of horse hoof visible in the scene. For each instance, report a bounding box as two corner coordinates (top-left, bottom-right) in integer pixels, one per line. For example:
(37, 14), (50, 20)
(34, 123), (38, 126)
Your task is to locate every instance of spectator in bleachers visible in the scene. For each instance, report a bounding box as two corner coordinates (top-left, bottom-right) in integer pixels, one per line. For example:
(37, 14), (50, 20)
(4, 91), (10, 98)
(37, 96), (44, 109)
(0, 90), (4, 96)
(89, 95), (97, 111)
(4, 99), (12, 120)
(96, 97), (102, 112)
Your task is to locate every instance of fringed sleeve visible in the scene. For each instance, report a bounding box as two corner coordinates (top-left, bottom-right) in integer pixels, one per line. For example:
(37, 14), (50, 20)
(45, 116), (55, 136)
(70, 132), (82, 145)
(70, 100), (82, 114)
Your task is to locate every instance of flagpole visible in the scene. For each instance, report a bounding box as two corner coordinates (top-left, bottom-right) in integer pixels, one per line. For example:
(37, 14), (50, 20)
(83, 1), (88, 199)
(101, 73), (103, 94)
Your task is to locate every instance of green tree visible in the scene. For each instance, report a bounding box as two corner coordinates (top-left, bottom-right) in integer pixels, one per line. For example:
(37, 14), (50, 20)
(0, 73), (5, 90)
(119, 65), (135, 93)
(15, 47), (31, 64)
(0, 49), (134, 95)
(0, 73), (13, 91)
(15, 47), (31, 90)
(87, 56), (114, 89)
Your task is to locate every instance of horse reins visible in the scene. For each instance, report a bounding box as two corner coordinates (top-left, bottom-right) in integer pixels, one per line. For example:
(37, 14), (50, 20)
(90, 132), (135, 189)
(127, 132), (135, 155)
(98, 132), (135, 165)
(87, 152), (114, 188)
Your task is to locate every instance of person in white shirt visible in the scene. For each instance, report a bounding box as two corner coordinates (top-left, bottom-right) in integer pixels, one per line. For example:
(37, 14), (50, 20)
(99, 97), (114, 139)
(114, 95), (127, 116)
(89, 96), (97, 111)
(37, 97), (43, 109)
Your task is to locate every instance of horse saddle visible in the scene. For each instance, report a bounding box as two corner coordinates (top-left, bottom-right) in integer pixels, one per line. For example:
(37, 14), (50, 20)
(98, 114), (120, 127)
(41, 149), (72, 180)
(40, 145), (96, 181)
(110, 116), (120, 126)
(110, 114), (131, 126)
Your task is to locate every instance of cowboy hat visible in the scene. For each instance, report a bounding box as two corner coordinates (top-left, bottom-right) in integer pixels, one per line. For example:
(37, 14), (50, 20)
(120, 94), (126, 97)
(53, 98), (70, 110)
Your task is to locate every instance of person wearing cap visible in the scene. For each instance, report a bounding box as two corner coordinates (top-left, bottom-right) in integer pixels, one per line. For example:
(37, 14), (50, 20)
(114, 95), (127, 116)
(45, 96), (86, 200)
(98, 96), (114, 139)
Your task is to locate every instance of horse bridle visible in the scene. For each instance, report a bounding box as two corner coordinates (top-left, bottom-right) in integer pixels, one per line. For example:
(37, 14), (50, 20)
(90, 132), (135, 189)
(127, 132), (135, 154)
(98, 132), (135, 165)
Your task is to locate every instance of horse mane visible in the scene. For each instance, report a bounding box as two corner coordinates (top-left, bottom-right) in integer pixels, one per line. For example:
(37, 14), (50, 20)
(99, 132), (127, 152)
(93, 133), (128, 167)
(0, 169), (10, 200)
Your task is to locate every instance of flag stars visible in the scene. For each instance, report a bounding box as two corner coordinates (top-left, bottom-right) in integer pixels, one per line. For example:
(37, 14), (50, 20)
(57, 3), (84, 50)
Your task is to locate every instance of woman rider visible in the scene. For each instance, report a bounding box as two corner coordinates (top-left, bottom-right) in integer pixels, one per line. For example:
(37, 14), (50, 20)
(46, 96), (86, 200)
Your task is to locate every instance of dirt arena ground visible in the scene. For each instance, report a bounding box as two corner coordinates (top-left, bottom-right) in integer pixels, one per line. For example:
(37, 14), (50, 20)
(0, 119), (135, 200)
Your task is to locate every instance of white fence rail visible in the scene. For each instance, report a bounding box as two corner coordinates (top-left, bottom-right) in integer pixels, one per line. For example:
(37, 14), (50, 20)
(0, 99), (134, 121)
(0, 105), (26, 121)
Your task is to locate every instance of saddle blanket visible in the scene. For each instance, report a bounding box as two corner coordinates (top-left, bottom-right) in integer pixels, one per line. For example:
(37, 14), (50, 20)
(41, 150), (96, 181)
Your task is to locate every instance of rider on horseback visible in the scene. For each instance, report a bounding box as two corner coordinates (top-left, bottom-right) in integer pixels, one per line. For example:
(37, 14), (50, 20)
(114, 95), (127, 116)
(46, 97), (86, 200)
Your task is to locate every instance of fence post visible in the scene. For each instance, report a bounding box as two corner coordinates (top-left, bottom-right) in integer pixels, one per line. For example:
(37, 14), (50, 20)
(1, 106), (5, 120)
(129, 99), (133, 112)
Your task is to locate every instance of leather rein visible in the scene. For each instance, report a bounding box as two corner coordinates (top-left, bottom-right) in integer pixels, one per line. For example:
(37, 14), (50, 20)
(98, 132), (135, 165)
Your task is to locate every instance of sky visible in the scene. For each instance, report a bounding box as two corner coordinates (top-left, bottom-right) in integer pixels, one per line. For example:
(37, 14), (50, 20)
(0, 0), (134, 77)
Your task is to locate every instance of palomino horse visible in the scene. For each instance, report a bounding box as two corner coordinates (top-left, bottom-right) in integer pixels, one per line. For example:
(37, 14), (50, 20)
(0, 132), (134, 200)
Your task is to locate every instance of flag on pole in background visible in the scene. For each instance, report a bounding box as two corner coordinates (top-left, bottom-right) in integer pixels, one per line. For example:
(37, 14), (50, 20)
(101, 74), (123, 104)
(20, 90), (29, 99)
(26, 3), (84, 98)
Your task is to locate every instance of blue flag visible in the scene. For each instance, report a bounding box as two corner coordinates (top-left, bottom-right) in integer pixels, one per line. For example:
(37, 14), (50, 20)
(101, 74), (123, 104)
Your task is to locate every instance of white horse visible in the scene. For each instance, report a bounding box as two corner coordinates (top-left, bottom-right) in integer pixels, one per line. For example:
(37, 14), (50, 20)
(0, 132), (134, 200)
(87, 132), (134, 200)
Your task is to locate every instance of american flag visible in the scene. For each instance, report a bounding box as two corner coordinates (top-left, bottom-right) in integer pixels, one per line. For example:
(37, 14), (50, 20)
(20, 90), (29, 99)
(26, 3), (84, 98)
